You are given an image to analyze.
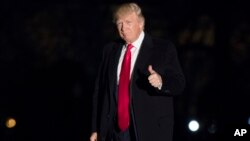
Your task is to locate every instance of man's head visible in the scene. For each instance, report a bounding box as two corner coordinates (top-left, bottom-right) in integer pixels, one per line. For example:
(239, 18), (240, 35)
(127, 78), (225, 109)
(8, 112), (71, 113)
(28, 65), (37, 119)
(113, 3), (145, 44)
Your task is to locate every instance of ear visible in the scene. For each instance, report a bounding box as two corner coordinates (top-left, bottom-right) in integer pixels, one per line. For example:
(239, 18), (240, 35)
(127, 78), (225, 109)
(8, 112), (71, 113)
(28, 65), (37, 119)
(139, 20), (144, 30)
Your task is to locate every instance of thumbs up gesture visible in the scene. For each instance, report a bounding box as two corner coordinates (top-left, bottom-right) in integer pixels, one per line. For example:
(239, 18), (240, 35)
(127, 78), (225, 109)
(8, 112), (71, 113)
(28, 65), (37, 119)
(148, 65), (163, 90)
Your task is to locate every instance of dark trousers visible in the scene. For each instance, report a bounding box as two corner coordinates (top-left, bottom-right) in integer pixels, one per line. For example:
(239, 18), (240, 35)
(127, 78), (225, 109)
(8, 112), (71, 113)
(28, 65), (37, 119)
(111, 128), (131, 141)
(110, 89), (137, 141)
(107, 118), (136, 141)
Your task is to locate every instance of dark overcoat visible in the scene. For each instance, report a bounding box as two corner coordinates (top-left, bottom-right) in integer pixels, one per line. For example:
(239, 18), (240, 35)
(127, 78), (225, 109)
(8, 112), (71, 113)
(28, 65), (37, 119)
(92, 34), (185, 141)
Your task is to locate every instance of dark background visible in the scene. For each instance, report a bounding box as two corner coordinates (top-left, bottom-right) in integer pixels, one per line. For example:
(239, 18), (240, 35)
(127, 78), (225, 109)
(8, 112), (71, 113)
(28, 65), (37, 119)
(0, 0), (249, 141)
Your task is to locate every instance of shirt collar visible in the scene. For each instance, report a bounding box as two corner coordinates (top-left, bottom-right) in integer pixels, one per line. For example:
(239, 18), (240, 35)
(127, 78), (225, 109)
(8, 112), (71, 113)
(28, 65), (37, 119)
(126, 31), (145, 50)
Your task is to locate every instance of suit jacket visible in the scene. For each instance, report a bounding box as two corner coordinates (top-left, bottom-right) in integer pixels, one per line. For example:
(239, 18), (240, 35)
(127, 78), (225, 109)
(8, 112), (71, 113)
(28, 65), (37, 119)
(91, 33), (185, 141)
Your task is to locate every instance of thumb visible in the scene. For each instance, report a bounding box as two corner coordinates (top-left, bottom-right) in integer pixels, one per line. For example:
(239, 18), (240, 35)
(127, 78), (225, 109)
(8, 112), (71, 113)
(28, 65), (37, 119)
(148, 65), (156, 74)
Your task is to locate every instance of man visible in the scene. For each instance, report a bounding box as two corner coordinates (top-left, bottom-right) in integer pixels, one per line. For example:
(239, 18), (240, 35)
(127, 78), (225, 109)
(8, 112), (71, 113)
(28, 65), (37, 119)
(90, 2), (185, 141)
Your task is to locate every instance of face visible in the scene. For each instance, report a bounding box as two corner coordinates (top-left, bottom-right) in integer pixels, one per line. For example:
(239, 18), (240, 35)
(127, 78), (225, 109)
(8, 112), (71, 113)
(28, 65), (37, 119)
(116, 12), (144, 44)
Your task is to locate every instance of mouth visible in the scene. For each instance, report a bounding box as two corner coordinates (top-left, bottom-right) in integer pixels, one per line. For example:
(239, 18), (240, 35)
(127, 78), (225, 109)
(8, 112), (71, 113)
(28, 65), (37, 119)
(121, 33), (127, 38)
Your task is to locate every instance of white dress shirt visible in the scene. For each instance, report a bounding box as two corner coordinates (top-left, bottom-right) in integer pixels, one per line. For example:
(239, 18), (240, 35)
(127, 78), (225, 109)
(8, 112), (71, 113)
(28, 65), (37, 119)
(117, 31), (145, 84)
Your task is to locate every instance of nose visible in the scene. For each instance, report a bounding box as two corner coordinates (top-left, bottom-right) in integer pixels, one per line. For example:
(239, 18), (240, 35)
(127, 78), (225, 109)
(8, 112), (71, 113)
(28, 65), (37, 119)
(120, 23), (125, 32)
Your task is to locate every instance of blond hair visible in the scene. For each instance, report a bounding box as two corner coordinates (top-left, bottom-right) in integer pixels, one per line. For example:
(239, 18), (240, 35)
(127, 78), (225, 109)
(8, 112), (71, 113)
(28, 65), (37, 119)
(113, 3), (145, 26)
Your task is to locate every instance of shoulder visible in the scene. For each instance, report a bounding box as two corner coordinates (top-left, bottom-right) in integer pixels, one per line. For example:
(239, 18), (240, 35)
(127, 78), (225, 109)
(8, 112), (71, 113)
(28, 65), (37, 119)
(144, 33), (175, 48)
(101, 38), (123, 56)
(151, 35), (174, 46)
(151, 36), (176, 51)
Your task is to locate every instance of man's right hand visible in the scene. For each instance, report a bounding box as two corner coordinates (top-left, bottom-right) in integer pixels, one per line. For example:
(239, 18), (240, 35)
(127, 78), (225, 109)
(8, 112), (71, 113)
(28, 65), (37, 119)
(90, 132), (97, 141)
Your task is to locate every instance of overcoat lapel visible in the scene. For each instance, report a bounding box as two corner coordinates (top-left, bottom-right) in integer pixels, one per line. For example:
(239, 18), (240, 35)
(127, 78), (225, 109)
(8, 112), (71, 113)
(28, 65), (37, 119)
(131, 34), (154, 81)
(108, 43), (123, 102)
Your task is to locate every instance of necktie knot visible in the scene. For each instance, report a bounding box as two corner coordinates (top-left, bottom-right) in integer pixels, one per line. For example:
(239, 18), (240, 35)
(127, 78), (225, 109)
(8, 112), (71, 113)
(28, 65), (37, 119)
(127, 44), (133, 50)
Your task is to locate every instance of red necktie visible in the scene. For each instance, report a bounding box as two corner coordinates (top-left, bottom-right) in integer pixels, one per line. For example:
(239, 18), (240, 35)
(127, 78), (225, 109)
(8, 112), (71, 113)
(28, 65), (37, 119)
(118, 44), (133, 132)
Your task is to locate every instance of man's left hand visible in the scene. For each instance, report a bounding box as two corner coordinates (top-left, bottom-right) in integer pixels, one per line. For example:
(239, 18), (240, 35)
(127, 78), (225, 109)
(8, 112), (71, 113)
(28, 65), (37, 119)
(148, 65), (162, 90)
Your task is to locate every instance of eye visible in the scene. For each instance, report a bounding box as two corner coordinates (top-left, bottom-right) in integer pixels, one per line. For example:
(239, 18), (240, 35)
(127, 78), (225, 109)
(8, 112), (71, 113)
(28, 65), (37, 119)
(116, 22), (122, 27)
(116, 20), (122, 24)
(126, 21), (132, 25)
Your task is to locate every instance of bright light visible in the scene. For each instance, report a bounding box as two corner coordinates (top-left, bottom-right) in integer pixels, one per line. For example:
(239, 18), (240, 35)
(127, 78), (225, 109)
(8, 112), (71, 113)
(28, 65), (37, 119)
(248, 117), (250, 125)
(188, 120), (199, 132)
(5, 117), (16, 128)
